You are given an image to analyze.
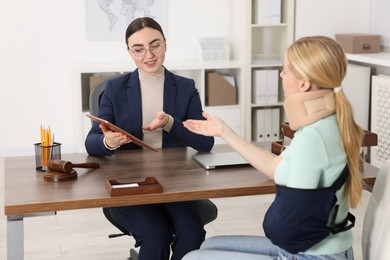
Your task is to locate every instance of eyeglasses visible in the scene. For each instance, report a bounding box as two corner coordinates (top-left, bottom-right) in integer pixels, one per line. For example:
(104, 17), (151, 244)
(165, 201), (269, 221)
(130, 41), (165, 57)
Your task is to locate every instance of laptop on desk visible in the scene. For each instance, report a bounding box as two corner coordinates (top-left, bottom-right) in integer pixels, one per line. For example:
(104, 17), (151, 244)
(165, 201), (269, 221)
(193, 152), (250, 169)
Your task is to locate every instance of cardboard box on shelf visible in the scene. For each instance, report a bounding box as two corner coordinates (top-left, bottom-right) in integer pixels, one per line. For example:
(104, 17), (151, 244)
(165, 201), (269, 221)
(206, 72), (237, 106)
(335, 33), (381, 54)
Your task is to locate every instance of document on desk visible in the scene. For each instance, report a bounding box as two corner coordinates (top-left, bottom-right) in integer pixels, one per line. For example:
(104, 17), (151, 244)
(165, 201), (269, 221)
(86, 114), (158, 152)
(193, 152), (250, 169)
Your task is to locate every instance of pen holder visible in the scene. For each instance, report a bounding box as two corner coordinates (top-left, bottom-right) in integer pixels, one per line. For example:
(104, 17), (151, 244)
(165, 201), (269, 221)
(34, 142), (62, 171)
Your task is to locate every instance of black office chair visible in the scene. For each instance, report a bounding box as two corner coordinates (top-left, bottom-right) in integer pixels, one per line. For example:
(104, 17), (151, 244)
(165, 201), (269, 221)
(89, 75), (218, 260)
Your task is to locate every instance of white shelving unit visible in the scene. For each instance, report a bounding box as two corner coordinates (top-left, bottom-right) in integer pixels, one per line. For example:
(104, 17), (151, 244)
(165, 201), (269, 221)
(245, 0), (295, 142)
(347, 52), (390, 68)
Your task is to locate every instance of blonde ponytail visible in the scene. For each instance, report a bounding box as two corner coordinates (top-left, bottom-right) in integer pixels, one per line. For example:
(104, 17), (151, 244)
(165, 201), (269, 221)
(335, 91), (364, 208)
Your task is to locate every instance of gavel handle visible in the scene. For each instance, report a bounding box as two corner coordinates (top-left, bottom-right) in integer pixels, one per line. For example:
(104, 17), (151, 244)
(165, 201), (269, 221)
(71, 163), (100, 169)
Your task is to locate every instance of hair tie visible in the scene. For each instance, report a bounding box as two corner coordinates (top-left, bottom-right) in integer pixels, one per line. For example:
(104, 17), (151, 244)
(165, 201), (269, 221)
(334, 86), (342, 93)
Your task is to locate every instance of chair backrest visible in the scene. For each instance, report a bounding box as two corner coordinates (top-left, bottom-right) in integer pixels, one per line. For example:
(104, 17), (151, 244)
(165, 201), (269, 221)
(89, 78), (110, 117)
(89, 74), (124, 116)
(362, 160), (390, 260)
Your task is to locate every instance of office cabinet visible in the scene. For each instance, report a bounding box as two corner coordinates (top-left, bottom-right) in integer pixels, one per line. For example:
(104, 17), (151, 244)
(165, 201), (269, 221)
(246, 0), (295, 141)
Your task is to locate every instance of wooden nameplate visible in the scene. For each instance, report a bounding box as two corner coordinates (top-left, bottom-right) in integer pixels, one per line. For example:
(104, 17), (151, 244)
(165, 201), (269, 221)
(43, 169), (78, 182)
(106, 177), (163, 197)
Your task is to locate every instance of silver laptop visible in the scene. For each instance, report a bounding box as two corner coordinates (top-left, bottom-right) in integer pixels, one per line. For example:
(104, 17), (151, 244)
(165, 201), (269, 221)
(193, 152), (250, 169)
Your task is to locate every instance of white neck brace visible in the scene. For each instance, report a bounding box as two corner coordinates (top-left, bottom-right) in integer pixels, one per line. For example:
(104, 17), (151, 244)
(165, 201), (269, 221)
(283, 89), (336, 130)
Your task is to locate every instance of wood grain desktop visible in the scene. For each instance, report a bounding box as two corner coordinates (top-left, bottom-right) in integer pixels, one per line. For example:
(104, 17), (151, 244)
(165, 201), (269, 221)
(3, 143), (378, 260)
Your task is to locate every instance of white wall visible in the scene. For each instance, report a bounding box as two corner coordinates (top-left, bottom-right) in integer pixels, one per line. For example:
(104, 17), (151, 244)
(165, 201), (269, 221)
(371, 0), (390, 48)
(295, 0), (372, 39)
(0, 0), (384, 157)
(0, 0), (234, 157)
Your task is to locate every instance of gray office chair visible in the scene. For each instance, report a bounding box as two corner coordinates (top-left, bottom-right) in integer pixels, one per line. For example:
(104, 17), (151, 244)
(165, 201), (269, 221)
(89, 76), (218, 260)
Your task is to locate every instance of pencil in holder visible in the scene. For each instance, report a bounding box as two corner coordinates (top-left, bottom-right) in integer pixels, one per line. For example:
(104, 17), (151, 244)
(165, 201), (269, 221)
(34, 142), (62, 171)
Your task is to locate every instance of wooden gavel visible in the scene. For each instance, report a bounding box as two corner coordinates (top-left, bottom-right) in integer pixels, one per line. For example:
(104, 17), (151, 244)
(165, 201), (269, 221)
(48, 159), (100, 173)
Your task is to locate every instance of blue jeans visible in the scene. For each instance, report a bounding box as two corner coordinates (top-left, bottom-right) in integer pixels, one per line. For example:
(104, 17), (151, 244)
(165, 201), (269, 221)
(183, 236), (354, 260)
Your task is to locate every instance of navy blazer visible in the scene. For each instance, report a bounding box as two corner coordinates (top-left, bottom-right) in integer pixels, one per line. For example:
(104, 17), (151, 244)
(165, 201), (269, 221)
(85, 68), (214, 156)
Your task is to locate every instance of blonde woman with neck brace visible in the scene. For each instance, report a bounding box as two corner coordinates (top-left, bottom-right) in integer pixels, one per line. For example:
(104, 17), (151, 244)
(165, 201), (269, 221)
(183, 36), (363, 260)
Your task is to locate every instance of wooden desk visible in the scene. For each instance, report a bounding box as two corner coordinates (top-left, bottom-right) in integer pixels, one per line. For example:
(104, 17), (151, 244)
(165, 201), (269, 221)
(4, 143), (378, 260)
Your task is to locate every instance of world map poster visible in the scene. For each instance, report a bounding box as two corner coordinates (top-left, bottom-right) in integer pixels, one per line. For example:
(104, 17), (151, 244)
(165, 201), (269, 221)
(87, 0), (167, 40)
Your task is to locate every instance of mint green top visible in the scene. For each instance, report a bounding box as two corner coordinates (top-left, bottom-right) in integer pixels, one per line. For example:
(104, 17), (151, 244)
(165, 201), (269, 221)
(274, 114), (352, 255)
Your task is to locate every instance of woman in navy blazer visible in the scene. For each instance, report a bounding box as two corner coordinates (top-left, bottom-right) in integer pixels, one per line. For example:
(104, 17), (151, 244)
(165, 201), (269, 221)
(85, 17), (214, 260)
(85, 68), (214, 155)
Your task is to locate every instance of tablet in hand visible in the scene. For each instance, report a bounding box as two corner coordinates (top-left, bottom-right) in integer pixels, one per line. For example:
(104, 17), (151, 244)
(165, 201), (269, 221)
(86, 114), (159, 152)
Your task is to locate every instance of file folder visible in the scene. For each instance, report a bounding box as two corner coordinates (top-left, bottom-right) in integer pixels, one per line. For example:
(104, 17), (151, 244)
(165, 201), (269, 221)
(206, 72), (237, 106)
(253, 70), (279, 104)
(253, 70), (267, 104)
(264, 108), (273, 141)
(254, 109), (265, 141)
(254, 0), (281, 24)
(267, 70), (279, 103)
(271, 108), (281, 141)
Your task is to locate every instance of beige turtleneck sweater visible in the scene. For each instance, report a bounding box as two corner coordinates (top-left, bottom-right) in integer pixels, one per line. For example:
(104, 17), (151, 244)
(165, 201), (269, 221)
(139, 69), (173, 148)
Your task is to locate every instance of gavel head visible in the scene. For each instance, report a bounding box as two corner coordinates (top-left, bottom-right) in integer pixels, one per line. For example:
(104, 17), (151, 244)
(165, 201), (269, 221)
(47, 159), (73, 173)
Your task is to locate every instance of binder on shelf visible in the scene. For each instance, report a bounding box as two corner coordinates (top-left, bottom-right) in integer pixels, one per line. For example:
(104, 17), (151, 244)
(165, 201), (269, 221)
(269, 0), (281, 24)
(267, 70), (279, 104)
(253, 70), (267, 104)
(253, 70), (279, 104)
(254, 0), (281, 24)
(271, 108), (281, 141)
(254, 108), (281, 142)
(206, 72), (237, 106)
(254, 109), (265, 142)
(264, 109), (273, 141)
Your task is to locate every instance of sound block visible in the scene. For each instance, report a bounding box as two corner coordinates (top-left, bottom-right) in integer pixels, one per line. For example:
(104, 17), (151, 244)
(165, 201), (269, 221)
(43, 169), (77, 182)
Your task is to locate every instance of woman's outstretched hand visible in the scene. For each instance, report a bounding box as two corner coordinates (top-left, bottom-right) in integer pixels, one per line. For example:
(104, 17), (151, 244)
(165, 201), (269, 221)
(143, 111), (169, 131)
(183, 112), (225, 137)
(186, 112), (279, 180)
